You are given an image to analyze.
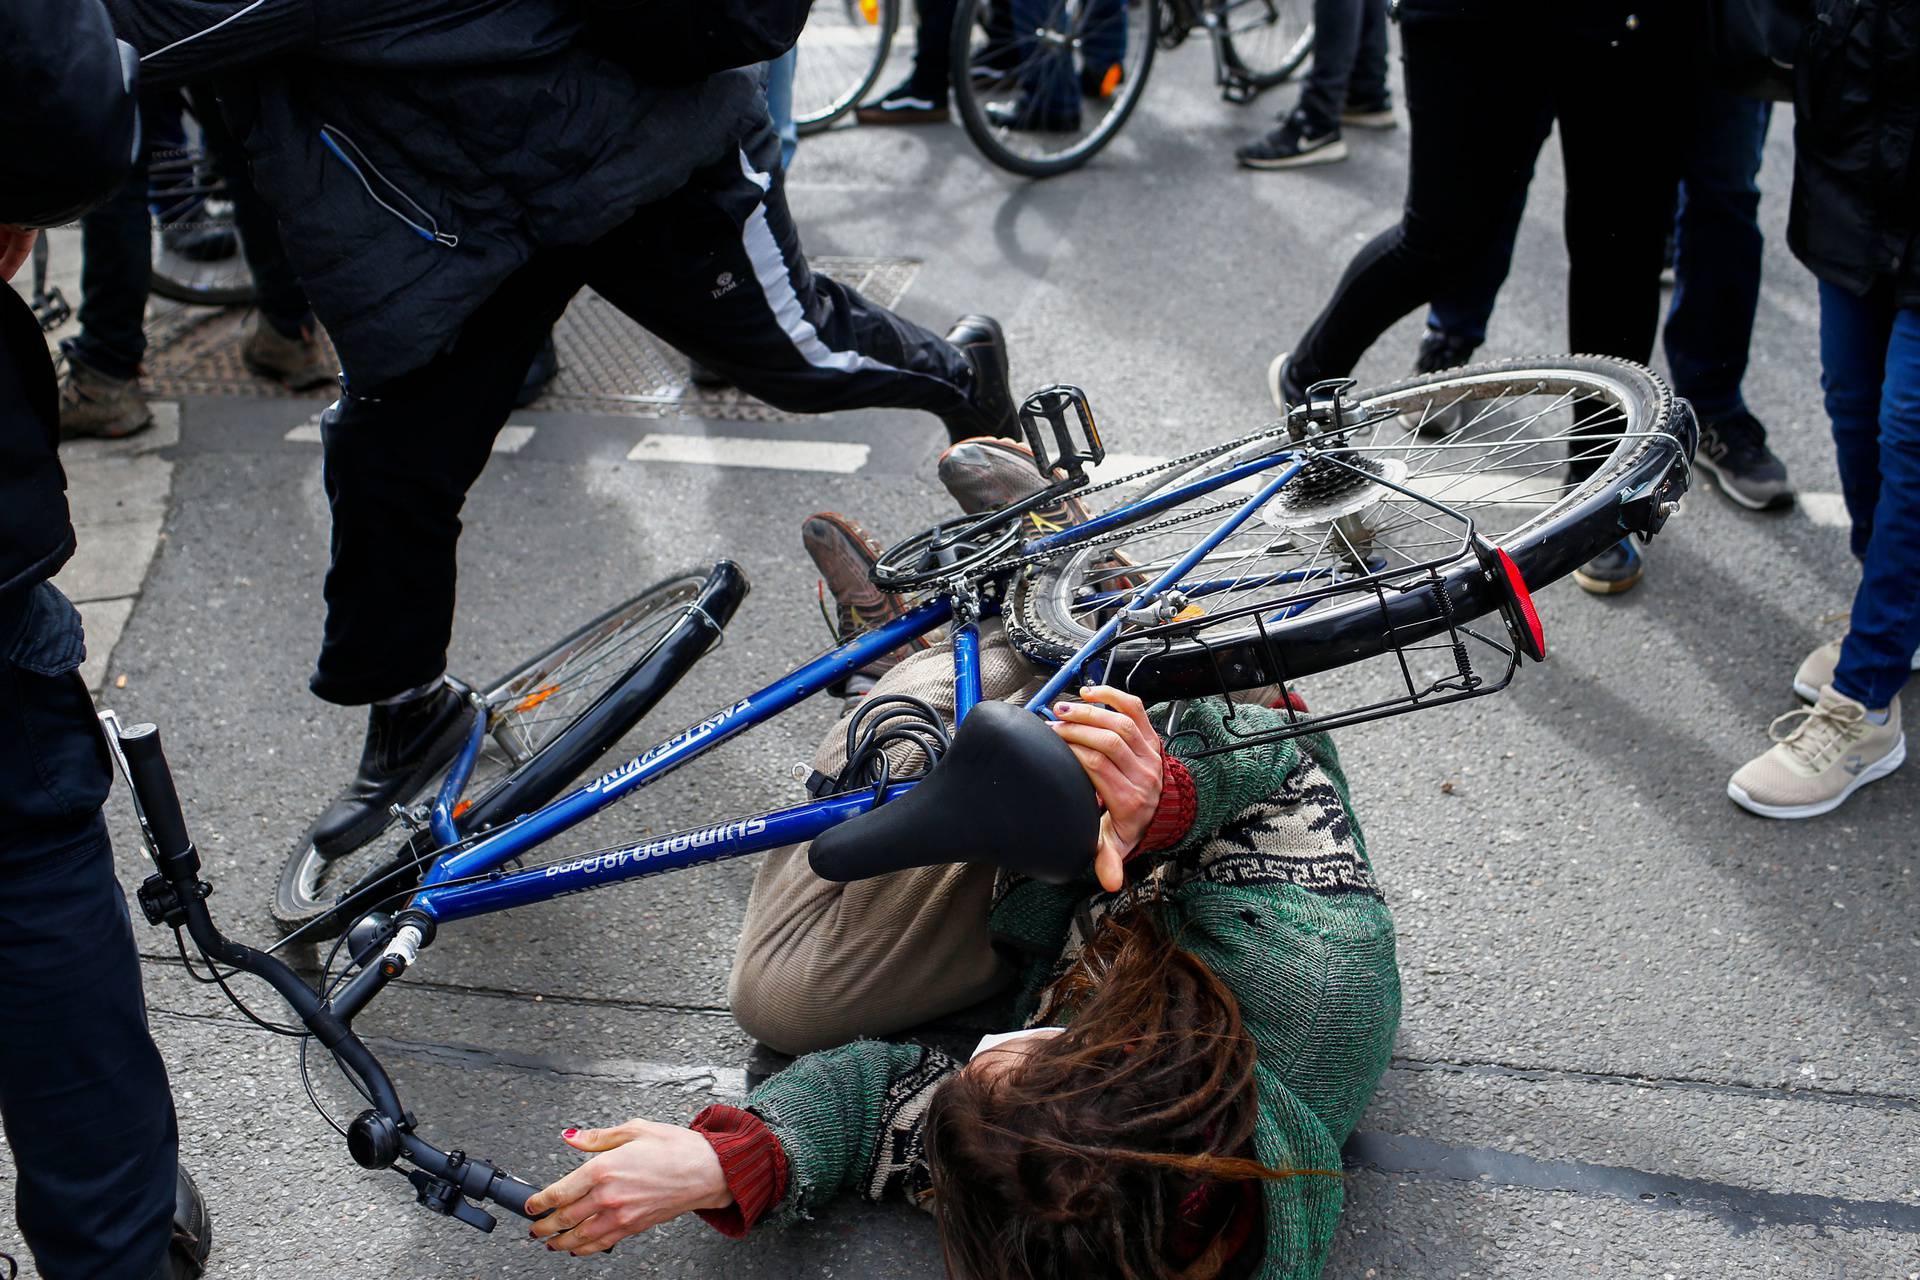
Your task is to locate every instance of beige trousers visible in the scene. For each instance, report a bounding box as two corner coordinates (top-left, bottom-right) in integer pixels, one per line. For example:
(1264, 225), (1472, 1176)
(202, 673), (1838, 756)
(727, 623), (1046, 1055)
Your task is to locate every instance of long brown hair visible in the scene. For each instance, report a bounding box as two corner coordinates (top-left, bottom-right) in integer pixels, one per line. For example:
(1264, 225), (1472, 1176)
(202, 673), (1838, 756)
(925, 907), (1313, 1280)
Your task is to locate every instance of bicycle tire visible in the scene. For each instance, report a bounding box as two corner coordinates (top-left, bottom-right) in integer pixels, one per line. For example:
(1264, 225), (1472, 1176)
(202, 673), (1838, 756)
(147, 108), (259, 308)
(951, 0), (1160, 178)
(150, 267), (256, 308)
(794, 0), (900, 134)
(1217, 0), (1313, 90)
(1006, 356), (1693, 701)
(272, 568), (737, 935)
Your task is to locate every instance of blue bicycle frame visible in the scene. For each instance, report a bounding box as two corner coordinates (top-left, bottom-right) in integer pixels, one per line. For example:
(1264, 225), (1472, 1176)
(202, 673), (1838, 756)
(393, 445), (1307, 931)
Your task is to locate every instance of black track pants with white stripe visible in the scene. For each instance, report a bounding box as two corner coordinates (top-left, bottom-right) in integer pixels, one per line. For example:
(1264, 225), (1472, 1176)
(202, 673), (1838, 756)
(312, 119), (979, 705)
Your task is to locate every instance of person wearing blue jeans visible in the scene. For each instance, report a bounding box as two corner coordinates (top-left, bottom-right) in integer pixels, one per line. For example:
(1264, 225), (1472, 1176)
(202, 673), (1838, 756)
(989, 0), (1128, 132)
(1236, 0), (1394, 170)
(1727, 0), (1918, 820)
(1418, 82), (1784, 593)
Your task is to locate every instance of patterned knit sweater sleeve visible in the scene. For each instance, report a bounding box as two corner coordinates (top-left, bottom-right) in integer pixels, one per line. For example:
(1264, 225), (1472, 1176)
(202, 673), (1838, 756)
(740, 1040), (962, 1226)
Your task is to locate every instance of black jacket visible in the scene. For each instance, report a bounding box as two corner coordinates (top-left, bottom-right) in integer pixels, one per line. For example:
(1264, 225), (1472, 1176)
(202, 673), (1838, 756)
(1, 0), (138, 602)
(1788, 0), (1920, 305)
(105, 0), (765, 390)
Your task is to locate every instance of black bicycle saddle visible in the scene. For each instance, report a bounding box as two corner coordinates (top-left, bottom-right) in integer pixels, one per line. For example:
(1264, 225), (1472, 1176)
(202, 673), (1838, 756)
(808, 700), (1100, 885)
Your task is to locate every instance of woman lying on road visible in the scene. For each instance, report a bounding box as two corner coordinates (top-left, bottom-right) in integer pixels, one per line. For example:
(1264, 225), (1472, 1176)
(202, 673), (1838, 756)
(527, 441), (1404, 1279)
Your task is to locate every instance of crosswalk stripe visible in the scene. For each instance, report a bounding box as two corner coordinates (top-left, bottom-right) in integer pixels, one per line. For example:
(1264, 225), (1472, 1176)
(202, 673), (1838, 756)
(284, 422), (535, 453)
(626, 433), (869, 474)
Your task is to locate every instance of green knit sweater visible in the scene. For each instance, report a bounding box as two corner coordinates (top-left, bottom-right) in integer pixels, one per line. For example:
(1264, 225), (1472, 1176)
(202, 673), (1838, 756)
(741, 698), (1401, 1278)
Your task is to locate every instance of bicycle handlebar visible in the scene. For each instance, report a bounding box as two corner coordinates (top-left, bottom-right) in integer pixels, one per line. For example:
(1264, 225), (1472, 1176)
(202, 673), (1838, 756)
(103, 714), (542, 1233)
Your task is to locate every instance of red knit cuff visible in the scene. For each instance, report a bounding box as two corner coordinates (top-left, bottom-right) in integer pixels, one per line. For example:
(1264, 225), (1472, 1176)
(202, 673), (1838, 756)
(689, 1104), (788, 1238)
(1138, 750), (1197, 854)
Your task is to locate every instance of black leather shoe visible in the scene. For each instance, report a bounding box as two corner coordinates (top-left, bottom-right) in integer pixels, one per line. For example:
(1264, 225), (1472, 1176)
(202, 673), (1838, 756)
(159, 1165), (211, 1280)
(307, 684), (471, 859)
(940, 314), (1021, 443)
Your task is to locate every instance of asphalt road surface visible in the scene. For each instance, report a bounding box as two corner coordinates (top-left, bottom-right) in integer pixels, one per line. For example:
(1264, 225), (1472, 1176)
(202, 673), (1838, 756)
(7, 42), (1918, 1280)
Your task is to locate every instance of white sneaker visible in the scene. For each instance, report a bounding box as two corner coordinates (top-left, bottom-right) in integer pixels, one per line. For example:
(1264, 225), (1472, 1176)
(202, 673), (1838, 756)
(1793, 635), (1920, 702)
(1727, 685), (1905, 819)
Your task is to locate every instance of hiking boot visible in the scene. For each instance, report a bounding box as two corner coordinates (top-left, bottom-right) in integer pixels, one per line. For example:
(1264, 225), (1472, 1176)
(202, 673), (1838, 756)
(306, 683), (473, 859)
(1571, 538), (1643, 596)
(801, 512), (930, 698)
(985, 93), (1081, 132)
(1696, 410), (1793, 511)
(1792, 635), (1920, 703)
(241, 316), (335, 390)
(1727, 685), (1905, 819)
(940, 315), (1021, 443)
(1408, 329), (1481, 437)
(58, 358), (153, 440)
(855, 80), (950, 125)
(1235, 109), (1346, 170)
(515, 333), (560, 407)
(1340, 95), (1397, 129)
(938, 436), (1093, 531)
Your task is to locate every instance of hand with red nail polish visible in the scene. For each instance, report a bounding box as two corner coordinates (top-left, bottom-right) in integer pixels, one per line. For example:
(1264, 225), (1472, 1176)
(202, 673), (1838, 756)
(524, 1119), (730, 1257)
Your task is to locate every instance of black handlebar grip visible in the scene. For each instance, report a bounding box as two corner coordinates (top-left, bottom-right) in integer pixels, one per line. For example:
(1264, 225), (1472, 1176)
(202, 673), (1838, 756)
(487, 1171), (542, 1218)
(117, 723), (194, 863)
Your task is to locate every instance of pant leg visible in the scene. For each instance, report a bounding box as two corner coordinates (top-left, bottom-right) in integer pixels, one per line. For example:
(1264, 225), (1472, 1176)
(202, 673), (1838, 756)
(1832, 296), (1920, 708)
(64, 118), (155, 380)
(1818, 280), (1894, 560)
(188, 85), (314, 338)
(1551, 34), (1681, 364)
(1291, 16), (1551, 383)
(1662, 87), (1771, 421)
(1426, 184), (1528, 344)
(1348, 0), (1391, 107)
(913, 0), (960, 94)
(582, 122), (975, 422)
(310, 254), (585, 705)
(1298, 0), (1366, 125)
(728, 625), (1042, 1055)
(763, 52), (799, 173)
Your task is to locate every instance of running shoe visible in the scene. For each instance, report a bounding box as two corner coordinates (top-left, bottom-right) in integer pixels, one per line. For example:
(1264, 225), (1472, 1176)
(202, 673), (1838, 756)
(1236, 109), (1347, 170)
(1696, 410), (1793, 511)
(1727, 686), (1905, 819)
(1571, 538), (1643, 596)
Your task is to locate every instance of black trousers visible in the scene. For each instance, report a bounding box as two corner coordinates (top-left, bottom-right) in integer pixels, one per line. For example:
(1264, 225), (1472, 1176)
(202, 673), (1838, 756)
(1, 587), (177, 1280)
(312, 121), (977, 705)
(1290, 13), (1682, 385)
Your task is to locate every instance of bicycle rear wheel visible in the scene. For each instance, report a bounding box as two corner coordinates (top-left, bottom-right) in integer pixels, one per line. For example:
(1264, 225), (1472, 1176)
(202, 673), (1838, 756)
(1007, 356), (1694, 702)
(795, 0), (900, 134)
(148, 107), (258, 307)
(952, 0), (1159, 178)
(1216, 0), (1314, 91)
(272, 570), (725, 934)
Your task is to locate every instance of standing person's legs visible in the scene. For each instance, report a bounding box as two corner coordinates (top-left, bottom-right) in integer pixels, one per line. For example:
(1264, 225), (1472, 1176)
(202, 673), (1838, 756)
(188, 85), (314, 340)
(1283, 16), (1549, 391)
(1423, 185), (1527, 361)
(310, 254), (585, 706)
(583, 122), (1006, 438)
(1825, 286), (1920, 709)
(64, 126), (153, 383)
(1296, 0), (1366, 127)
(764, 50), (799, 173)
(857, 0), (959, 121)
(1347, 0), (1392, 111)
(1664, 89), (1770, 421)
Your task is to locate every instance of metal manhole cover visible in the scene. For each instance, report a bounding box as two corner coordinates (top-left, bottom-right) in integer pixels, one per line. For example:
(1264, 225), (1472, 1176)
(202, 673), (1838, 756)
(143, 256), (920, 422)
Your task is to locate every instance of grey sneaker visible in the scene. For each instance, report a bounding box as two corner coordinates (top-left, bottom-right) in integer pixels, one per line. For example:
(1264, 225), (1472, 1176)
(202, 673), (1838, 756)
(1727, 686), (1905, 819)
(1696, 411), (1793, 511)
(58, 359), (152, 440)
(1792, 635), (1920, 702)
(242, 316), (336, 390)
(938, 436), (1092, 531)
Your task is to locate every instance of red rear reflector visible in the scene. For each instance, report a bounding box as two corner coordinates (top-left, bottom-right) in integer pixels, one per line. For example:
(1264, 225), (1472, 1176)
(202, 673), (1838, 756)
(1494, 546), (1546, 661)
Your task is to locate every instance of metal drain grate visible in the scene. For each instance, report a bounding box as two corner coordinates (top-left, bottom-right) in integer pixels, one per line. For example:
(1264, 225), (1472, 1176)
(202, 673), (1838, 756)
(143, 256), (920, 421)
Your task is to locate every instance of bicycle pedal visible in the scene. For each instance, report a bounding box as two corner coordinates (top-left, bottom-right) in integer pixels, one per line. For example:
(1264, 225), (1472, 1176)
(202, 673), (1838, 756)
(1017, 384), (1105, 484)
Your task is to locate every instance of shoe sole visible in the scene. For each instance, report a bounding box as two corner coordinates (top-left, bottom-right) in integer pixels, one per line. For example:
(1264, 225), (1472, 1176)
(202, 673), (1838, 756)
(1340, 111), (1397, 129)
(1726, 732), (1907, 819)
(1571, 563), (1643, 595)
(1266, 351), (1290, 414)
(1238, 139), (1349, 170)
(62, 410), (154, 441)
(1695, 454), (1794, 512)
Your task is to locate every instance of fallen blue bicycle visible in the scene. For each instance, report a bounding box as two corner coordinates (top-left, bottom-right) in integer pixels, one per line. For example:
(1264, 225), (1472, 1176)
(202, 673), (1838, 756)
(104, 356), (1692, 1234)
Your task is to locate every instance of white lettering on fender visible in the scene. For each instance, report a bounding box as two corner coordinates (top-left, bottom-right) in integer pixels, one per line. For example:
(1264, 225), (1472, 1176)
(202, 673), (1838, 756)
(587, 699), (753, 794)
(543, 816), (771, 879)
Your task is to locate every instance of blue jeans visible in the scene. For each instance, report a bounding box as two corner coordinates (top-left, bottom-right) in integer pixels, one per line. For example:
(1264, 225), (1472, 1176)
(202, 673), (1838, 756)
(1298, 0), (1391, 127)
(765, 49), (798, 173)
(1428, 83), (1770, 421)
(1818, 281), (1920, 709)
